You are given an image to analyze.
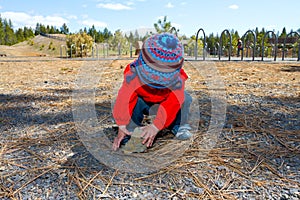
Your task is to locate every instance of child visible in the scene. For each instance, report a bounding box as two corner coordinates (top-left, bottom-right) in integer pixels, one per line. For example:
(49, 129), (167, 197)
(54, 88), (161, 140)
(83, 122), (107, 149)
(237, 38), (243, 57)
(112, 33), (192, 151)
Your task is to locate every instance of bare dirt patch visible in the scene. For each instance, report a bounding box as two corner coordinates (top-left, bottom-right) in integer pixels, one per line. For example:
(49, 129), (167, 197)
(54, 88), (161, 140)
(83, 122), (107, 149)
(0, 58), (299, 199)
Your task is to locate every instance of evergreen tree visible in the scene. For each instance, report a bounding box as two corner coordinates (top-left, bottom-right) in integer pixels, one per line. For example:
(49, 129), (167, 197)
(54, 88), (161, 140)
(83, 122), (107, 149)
(103, 27), (112, 42)
(0, 16), (5, 45)
(97, 30), (104, 43)
(154, 16), (170, 33)
(60, 23), (69, 34)
(49, 26), (55, 34)
(128, 31), (134, 44)
(40, 24), (47, 34)
(134, 30), (140, 42)
(35, 23), (41, 35)
(3, 19), (16, 45)
(23, 27), (34, 39)
(280, 27), (287, 38)
(88, 25), (97, 42)
(15, 28), (25, 42)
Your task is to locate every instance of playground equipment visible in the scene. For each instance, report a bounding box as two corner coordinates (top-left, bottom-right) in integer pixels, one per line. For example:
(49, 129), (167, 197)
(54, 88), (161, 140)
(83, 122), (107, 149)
(282, 31), (300, 61)
(195, 28), (206, 60)
(60, 45), (67, 58)
(219, 29), (232, 61)
(261, 31), (278, 61)
(55, 28), (299, 61)
(241, 30), (256, 61)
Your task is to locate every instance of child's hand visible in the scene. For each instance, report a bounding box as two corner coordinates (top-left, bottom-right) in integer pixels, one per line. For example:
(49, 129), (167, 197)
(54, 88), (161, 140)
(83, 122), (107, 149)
(112, 126), (131, 151)
(141, 124), (159, 147)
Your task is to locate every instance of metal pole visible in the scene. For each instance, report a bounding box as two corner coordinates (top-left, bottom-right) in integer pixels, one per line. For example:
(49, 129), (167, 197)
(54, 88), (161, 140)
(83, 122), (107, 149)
(298, 43), (300, 61)
(217, 42), (221, 60)
(130, 43), (132, 58)
(60, 45), (63, 58)
(118, 42), (121, 56)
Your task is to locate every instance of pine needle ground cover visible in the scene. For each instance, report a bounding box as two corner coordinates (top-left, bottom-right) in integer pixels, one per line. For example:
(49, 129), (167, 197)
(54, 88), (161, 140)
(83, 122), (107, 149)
(0, 58), (299, 199)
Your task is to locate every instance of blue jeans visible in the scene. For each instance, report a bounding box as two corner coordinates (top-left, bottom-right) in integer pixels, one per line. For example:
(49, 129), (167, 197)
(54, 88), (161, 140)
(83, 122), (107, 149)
(126, 91), (192, 134)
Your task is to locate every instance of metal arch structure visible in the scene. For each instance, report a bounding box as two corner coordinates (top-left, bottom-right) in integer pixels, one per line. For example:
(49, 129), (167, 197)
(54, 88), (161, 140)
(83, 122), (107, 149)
(170, 27), (178, 36)
(70, 44), (76, 58)
(195, 28), (206, 60)
(219, 29), (232, 61)
(80, 44), (86, 58)
(92, 43), (99, 59)
(261, 31), (278, 61)
(241, 30), (256, 61)
(214, 42), (220, 57)
(282, 31), (300, 61)
(60, 45), (68, 58)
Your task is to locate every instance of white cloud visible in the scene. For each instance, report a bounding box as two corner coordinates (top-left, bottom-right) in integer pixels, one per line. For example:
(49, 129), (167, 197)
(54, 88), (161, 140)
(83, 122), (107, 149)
(81, 14), (89, 19)
(228, 4), (239, 10)
(96, 3), (133, 10)
(0, 6), (2, 9)
(80, 19), (108, 28)
(1, 11), (68, 29)
(165, 2), (174, 8)
(126, 1), (134, 6)
(67, 15), (78, 20)
(82, 4), (87, 8)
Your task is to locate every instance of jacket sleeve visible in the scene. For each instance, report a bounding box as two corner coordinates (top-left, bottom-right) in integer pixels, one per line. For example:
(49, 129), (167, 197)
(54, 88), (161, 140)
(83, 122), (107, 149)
(112, 64), (138, 126)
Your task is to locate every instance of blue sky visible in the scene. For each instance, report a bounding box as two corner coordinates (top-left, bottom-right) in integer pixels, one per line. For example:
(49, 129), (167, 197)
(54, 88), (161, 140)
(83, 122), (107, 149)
(0, 0), (299, 37)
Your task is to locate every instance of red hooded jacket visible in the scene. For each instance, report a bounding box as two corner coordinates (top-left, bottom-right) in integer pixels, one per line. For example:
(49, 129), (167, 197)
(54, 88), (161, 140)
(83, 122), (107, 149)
(113, 63), (188, 130)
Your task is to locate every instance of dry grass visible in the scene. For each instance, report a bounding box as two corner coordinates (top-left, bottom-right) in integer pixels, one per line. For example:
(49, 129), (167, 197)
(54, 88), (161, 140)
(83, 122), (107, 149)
(0, 57), (299, 199)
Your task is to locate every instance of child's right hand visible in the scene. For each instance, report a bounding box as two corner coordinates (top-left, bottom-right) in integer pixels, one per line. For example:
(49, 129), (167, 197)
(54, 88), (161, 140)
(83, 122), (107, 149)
(112, 125), (131, 151)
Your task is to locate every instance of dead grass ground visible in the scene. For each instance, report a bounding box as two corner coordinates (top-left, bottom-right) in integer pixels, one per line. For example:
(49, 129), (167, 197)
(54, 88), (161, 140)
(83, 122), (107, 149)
(0, 58), (299, 199)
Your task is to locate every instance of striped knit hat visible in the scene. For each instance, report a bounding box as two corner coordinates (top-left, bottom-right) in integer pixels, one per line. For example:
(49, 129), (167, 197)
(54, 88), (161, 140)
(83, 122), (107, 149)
(131, 33), (184, 89)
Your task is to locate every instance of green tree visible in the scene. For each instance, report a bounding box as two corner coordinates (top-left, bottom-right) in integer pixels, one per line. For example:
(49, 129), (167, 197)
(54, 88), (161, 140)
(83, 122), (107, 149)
(60, 23), (69, 34)
(103, 27), (112, 42)
(23, 27), (34, 39)
(134, 30), (140, 42)
(40, 24), (47, 34)
(35, 23), (41, 35)
(3, 19), (16, 45)
(88, 25), (97, 42)
(109, 29), (129, 55)
(15, 28), (25, 42)
(97, 30), (104, 43)
(0, 16), (5, 45)
(66, 32), (93, 57)
(49, 26), (55, 34)
(127, 31), (134, 44)
(153, 16), (179, 34)
(279, 27), (287, 38)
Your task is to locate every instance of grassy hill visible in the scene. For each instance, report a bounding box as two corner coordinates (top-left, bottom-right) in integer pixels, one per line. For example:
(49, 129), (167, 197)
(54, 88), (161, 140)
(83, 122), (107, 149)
(0, 34), (66, 57)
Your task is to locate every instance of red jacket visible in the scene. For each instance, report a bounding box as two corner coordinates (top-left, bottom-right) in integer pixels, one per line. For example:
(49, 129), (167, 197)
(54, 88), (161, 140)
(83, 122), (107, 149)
(113, 63), (188, 130)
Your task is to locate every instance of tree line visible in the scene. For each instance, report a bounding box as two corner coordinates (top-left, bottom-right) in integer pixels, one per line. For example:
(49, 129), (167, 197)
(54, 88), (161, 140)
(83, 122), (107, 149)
(0, 16), (35, 45)
(1, 14), (299, 57)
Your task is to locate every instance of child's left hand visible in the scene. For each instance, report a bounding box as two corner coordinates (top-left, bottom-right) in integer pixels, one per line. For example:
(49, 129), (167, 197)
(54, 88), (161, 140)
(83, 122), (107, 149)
(141, 124), (159, 147)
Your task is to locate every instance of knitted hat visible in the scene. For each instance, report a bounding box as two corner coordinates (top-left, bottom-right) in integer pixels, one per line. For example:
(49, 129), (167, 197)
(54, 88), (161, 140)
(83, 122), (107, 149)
(132, 33), (184, 89)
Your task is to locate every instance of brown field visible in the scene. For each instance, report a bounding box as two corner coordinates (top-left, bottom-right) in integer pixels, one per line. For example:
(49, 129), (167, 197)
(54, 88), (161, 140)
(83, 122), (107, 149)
(0, 56), (300, 199)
